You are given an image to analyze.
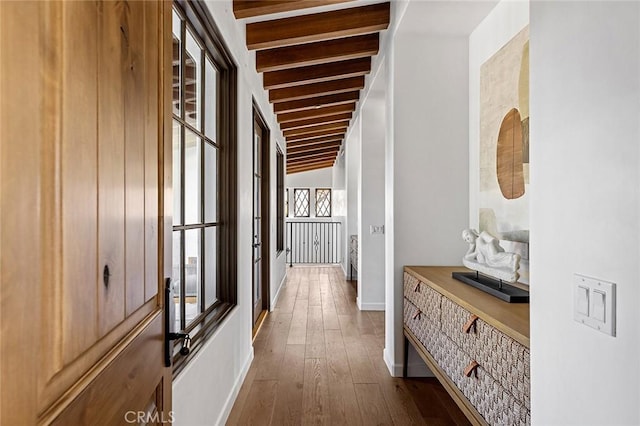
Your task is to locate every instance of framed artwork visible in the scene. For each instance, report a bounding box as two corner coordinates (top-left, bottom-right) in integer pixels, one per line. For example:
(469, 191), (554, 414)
(479, 26), (530, 284)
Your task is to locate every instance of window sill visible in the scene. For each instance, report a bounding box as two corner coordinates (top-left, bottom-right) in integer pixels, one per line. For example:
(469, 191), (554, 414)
(171, 301), (235, 376)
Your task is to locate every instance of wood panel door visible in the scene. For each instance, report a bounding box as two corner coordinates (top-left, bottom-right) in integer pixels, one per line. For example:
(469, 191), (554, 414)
(0, 1), (173, 424)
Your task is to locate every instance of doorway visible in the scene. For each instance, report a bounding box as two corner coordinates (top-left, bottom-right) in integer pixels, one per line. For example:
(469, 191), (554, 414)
(252, 104), (270, 336)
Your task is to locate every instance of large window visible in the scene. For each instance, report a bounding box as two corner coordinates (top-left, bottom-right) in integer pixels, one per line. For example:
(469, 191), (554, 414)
(294, 188), (310, 217)
(276, 148), (284, 253)
(172, 1), (236, 371)
(315, 188), (331, 217)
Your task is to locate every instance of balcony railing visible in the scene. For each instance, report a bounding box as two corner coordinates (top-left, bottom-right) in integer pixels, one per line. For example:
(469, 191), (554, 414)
(286, 221), (342, 266)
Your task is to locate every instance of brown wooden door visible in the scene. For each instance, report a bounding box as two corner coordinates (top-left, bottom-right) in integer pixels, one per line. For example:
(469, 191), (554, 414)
(0, 1), (173, 424)
(252, 111), (270, 329)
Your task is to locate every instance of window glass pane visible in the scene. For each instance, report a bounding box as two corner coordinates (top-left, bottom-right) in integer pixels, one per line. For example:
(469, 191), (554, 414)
(253, 218), (261, 261)
(254, 261), (261, 301)
(205, 226), (217, 307)
(184, 130), (201, 224)
(204, 143), (218, 223)
(185, 229), (202, 326)
(172, 231), (182, 332)
(253, 131), (261, 174)
(185, 29), (202, 130)
(173, 120), (182, 225)
(316, 189), (331, 217)
(294, 189), (310, 217)
(254, 176), (261, 217)
(205, 58), (218, 140)
(172, 10), (181, 117)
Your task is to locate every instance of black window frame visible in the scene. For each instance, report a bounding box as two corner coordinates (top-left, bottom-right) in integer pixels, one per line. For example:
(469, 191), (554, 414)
(293, 188), (310, 218)
(315, 188), (332, 218)
(171, 0), (237, 375)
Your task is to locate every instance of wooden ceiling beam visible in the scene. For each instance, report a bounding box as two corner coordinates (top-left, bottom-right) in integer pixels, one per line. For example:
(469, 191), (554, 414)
(274, 91), (359, 114)
(288, 160), (334, 171)
(288, 151), (338, 163)
(233, 0), (352, 19)
(287, 162), (335, 174)
(280, 112), (352, 130)
(269, 76), (364, 103)
(246, 2), (390, 50)
(263, 57), (371, 90)
(287, 141), (341, 154)
(283, 121), (349, 138)
(256, 33), (379, 72)
(288, 155), (337, 167)
(288, 146), (340, 160)
(287, 128), (345, 142)
(277, 103), (356, 123)
(287, 135), (343, 148)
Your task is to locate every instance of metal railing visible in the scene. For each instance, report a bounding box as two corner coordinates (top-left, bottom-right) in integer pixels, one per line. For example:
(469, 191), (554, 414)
(286, 221), (342, 266)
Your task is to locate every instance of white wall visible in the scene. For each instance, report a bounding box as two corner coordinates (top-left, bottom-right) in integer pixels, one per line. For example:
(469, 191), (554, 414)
(270, 141), (287, 309)
(345, 116), (362, 279)
(357, 70), (386, 311)
(286, 168), (334, 218)
(529, 2), (640, 424)
(172, 1), (286, 424)
(332, 153), (348, 275)
(285, 167), (333, 189)
(384, 17), (471, 375)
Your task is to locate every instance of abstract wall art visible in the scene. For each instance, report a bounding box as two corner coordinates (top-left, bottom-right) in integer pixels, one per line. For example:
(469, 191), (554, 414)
(479, 26), (530, 284)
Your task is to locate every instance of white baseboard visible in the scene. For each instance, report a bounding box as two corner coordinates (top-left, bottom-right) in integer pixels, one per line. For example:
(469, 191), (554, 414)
(270, 273), (287, 311)
(356, 297), (385, 311)
(383, 347), (403, 377)
(215, 347), (254, 426)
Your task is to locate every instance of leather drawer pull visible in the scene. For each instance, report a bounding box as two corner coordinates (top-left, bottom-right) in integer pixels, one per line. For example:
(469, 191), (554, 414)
(412, 309), (421, 320)
(464, 360), (479, 378)
(462, 314), (479, 334)
(414, 282), (421, 292)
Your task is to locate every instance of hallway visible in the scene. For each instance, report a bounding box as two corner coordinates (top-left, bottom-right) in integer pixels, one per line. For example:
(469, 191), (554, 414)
(227, 266), (469, 425)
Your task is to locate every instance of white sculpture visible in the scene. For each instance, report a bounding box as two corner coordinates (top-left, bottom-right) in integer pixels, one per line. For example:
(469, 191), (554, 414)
(462, 229), (520, 283)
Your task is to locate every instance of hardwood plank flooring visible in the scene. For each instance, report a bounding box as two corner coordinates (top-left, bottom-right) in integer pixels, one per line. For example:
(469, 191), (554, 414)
(227, 266), (471, 426)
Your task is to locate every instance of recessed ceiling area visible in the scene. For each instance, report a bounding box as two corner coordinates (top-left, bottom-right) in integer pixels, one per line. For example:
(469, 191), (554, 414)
(233, 0), (390, 174)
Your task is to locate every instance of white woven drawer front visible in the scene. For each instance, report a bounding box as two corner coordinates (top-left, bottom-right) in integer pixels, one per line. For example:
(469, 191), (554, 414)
(441, 298), (530, 410)
(403, 272), (441, 325)
(437, 333), (530, 426)
(403, 297), (439, 353)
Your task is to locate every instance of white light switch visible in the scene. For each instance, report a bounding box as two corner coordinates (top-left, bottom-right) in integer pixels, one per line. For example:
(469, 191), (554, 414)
(573, 274), (616, 336)
(591, 290), (606, 322)
(577, 286), (589, 316)
(369, 225), (384, 235)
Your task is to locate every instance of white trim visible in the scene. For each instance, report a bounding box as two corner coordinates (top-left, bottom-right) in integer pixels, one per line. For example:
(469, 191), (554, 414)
(357, 299), (385, 311)
(383, 347), (402, 377)
(270, 272), (287, 311)
(214, 347), (254, 426)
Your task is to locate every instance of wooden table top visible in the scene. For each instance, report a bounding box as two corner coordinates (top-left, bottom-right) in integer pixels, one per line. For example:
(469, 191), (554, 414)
(404, 266), (530, 348)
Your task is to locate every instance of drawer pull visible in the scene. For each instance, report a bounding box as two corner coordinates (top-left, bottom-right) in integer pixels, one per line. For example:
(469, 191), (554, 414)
(462, 314), (479, 334)
(414, 282), (421, 292)
(412, 309), (422, 320)
(463, 360), (480, 378)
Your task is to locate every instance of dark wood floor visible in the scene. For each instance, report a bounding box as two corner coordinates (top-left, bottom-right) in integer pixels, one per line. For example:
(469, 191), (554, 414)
(227, 266), (470, 426)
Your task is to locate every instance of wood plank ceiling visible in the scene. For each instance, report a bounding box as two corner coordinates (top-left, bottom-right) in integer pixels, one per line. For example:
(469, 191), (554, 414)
(233, 0), (391, 174)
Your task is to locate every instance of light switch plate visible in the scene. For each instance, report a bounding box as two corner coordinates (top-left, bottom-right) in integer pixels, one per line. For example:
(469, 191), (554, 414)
(370, 225), (384, 235)
(573, 274), (616, 336)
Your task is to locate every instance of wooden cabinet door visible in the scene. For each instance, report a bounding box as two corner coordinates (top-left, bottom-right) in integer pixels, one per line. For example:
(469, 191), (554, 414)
(0, 1), (173, 424)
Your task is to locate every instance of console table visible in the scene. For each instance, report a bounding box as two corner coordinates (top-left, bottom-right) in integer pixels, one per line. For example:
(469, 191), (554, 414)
(403, 266), (530, 426)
